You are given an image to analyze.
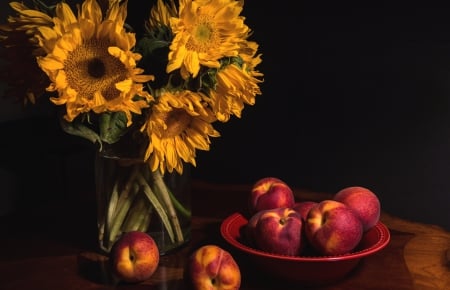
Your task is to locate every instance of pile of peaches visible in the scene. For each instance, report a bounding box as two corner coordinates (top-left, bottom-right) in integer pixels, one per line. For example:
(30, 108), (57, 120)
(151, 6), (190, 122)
(246, 177), (381, 256)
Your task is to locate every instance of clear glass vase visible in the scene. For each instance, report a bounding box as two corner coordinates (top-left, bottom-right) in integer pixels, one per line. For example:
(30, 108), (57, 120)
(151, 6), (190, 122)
(95, 146), (191, 255)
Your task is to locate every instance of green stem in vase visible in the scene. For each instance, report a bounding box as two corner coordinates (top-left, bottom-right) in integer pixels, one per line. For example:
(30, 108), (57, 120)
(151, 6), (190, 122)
(112, 165), (140, 213)
(137, 172), (176, 243)
(105, 182), (120, 231)
(151, 170), (184, 243)
(97, 182), (119, 247)
(121, 193), (153, 232)
(137, 207), (152, 232)
(169, 188), (191, 219)
(98, 158), (190, 253)
(103, 165), (141, 250)
(108, 182), (140, 246)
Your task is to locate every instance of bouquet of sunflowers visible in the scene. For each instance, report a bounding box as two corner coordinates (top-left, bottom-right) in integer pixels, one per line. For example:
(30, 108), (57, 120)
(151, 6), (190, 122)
(0, 0), (263, 253)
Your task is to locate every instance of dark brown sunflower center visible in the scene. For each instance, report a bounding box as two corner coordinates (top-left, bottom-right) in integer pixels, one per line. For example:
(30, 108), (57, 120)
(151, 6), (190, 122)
(64, 39), (129, 101)
(88, 58), (106, 78)
(162, 109), (192, 138)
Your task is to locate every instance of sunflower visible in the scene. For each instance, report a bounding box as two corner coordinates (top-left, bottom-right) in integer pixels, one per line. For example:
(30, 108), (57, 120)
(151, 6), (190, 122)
(35, 0), (155, 126)
(238, 40), (264, 78)
(0, 2), (54, 33)
(202, 56), (262, 122)
(166, 0), (250, 79)
(142, 89), (220, 174)
(0, 1), (55, 104)
(147, 0), (178, 30)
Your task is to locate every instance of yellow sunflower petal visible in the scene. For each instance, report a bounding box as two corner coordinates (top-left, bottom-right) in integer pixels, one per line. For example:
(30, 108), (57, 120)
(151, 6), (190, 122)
(35, 0), (154, 125)
(143, 90), (219, 174)
(167, 0), (249, 78)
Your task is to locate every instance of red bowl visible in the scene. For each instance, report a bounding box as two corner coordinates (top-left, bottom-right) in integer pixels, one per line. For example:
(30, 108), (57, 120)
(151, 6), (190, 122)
(220, 212), (390, 285)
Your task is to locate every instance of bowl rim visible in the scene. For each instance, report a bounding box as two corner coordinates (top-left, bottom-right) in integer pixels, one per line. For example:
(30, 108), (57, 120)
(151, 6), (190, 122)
(220, 212), (391, 262)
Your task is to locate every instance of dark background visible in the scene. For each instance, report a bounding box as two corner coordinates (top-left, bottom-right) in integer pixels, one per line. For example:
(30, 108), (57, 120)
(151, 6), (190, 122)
(1, 1), (449, 230)
(193, 1), (450, 230)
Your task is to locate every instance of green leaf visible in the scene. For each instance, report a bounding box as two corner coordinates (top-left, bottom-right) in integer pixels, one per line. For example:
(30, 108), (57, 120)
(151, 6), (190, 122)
(99, 112), (128, 144)
(59, 117), (102, 146)
(137, 37), (170, 56)
(137, 25), (172, 56)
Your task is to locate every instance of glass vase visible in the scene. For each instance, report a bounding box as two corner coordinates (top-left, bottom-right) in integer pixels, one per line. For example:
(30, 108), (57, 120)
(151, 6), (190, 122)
(95, 147), (191, 255)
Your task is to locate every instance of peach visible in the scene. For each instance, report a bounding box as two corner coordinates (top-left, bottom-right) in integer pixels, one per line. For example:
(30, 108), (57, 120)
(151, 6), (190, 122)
(305, 200), (363, 256)
(292, 201), (318, 222)
(187, 244), (241, 290)
(333, 186), (381, 231)
(254, 207), (303, 256)
(244, 210), (264, 247)
(248, 177), (295, 216)
(110, 231), (159, 283)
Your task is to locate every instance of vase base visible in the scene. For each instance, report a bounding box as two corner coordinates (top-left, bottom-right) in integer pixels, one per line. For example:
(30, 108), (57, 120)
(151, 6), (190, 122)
(77, 251), (117, 285)
(149, 228), (191, 256)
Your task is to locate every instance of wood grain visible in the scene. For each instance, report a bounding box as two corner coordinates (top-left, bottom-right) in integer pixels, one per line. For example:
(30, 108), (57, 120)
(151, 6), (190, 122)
(381, 212), (450, 290)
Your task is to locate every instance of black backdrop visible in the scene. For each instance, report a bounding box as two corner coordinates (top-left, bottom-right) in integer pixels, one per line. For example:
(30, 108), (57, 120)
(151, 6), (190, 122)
(188, 1), (450, 230)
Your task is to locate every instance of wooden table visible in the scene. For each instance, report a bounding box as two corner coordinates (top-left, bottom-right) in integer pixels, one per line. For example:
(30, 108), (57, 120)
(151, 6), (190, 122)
(0, 180), (449, 290)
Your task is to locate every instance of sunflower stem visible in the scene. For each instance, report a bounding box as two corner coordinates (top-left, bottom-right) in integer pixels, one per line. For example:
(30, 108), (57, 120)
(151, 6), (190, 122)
(105, 182), (120, 232)
(108, 183), (140, 246)
(137, 172), (176, 243)
(151, 170), (184, 243)
(121, 193), (151, 232)
(106, 165), (140, 248)
(138, 206), (153, 232)
(169, 188), (191, 219)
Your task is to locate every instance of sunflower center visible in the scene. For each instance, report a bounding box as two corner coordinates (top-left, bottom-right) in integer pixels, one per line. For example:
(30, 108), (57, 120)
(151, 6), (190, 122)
(186, 15), (218, 52)
(64, 39), (128, 101)
(88, 58), (106, 79)
(162, 109), (192, 138)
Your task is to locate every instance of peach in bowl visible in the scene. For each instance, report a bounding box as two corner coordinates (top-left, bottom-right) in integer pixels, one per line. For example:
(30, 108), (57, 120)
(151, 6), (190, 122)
(220, 212), (390, 285)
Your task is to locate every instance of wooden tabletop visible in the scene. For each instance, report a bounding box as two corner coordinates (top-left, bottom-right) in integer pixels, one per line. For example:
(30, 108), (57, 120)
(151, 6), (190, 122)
(0, 180), (449, 290)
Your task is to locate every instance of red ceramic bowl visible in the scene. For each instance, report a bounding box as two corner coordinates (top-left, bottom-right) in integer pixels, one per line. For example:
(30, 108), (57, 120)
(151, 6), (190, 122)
(220, 212), (390, 285)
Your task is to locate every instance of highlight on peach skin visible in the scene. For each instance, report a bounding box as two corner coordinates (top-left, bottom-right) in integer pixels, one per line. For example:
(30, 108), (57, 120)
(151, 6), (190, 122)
(248, 177), (295, 216)
(187, 244), (241, 290)
(110, 231), (160, 283)
(305, 200), (363, 256)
